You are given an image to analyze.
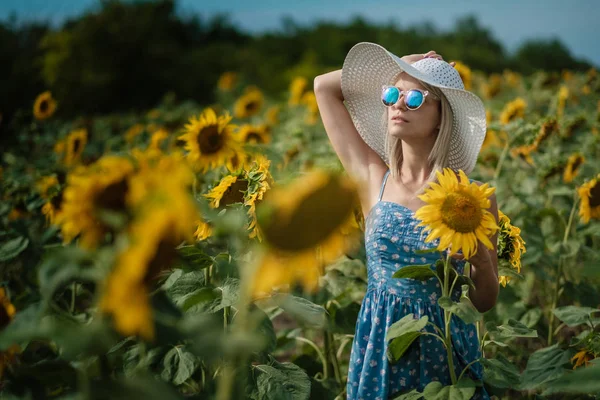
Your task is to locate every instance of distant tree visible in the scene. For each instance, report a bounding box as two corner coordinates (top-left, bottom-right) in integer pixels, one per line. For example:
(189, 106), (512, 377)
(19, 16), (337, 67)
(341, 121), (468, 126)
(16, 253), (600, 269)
(513, 38), (591, 74)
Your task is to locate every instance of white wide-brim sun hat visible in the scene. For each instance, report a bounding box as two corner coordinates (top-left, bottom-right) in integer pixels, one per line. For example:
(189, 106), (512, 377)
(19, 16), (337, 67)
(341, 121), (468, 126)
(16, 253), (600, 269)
(341, 42), (487, 175)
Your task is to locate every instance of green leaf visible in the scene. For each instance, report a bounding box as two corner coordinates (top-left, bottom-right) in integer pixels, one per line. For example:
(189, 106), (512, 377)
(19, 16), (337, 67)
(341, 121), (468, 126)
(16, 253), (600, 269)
(497, 265), (524, 281)
(386, 314), (428, 363)
(485, 319), (538, 343)
(273, 294), (327, 329)
(392, 265), (436, 280)
(421, 378), (477, 399)
(249, 358), (311, 400)
(547, 186), (575, 197)
(0, 236), (29, 261)
(552, 306), (600, 328)
(437, 295), (482, 324)
(519, 344), (571, 390)
(176, 245), (214, 269)
(180, 287), (222, 312)
(161, 345), (199, 386)
(391, 389), (423, 400)
(543, 362), (600, 395)
(482, 353), (521, 388)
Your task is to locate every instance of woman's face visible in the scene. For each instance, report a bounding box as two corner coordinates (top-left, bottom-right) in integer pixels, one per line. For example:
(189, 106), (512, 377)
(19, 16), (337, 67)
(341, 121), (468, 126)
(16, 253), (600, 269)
(387, 73), (441, 141)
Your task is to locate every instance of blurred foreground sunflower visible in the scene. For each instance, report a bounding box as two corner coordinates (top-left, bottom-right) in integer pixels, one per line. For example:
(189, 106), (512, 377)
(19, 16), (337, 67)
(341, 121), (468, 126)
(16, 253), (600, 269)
(33, 91), (57, 120)
(497, 210), (526, 287)
(55, 156), (135, 249)
(100, 154), (198, 340)
(563, 153), (585, 183)
(252, 170), (360, 296)
(578, 173), (600, 224)
(178, 108), (241, 172)
(234, 87), (264, 118)
(499, 97), (527, 125)
(415, 168), (498, 259)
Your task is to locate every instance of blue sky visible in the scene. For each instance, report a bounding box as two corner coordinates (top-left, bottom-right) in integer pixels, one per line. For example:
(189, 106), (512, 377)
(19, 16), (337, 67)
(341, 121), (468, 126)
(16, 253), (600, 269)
(2, 0), (599, 66)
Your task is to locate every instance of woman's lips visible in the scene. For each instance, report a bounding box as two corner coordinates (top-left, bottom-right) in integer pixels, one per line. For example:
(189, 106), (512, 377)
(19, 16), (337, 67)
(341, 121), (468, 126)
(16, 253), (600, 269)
(391, 115), (409, 123)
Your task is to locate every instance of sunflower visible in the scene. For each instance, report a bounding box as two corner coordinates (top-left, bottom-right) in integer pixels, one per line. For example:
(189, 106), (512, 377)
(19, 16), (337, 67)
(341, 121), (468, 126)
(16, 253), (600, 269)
(563, 154), (585, 183)
(582, 85), (591, 95)
(63, 129), (88, 167)
(496, 210), (526, 287)
(0, 288), (16, 330)
(481, 130), (501, 152)
(234, 87), (264, 118)
(36, 175), (59, 199)
(571, 349), (595, 369)
(33, 91), (57, 120)
(586, 68), (597, 85)
(265, 105), (281, 126)
(301, 92), (320, 125)
(289, 77), (309, 106)
(578, 174), (600, 224)
(252, 170), (360, 295)
(100, 158), (198, 340)
(510, 144), (536, 165)
(237, 124), (271, 144)
(148, 128), (169, 151)
(244, 154), (274, 240)
(195, 219), (213, 241)
(503, 70), (521, 88)
(125, 124), (145, 144)
(533, 118), (558, 146)
(217, 72), (238, 91)
(482, 74), (502, 99)
(452, 61), (472, 90)
(205, 175), (248, 209)
(55, 156), (135, 249)
(178, 108), (241, 173)
(415, 168), (498, 259)
(500, 97), (527, 125)
(557, 86), (569, 119)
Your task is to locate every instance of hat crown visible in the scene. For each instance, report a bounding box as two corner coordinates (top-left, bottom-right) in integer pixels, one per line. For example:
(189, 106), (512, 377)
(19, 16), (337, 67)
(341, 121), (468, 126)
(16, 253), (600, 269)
(409, 58), (465, 90)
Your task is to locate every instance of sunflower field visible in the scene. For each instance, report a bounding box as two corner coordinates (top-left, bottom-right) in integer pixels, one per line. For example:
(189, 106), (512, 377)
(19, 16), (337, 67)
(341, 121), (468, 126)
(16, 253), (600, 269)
(1, 56), (600, 400)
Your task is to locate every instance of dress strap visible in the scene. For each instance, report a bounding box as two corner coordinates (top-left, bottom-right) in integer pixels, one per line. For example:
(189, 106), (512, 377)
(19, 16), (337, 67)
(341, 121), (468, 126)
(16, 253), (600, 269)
(378, 169), (391, 202)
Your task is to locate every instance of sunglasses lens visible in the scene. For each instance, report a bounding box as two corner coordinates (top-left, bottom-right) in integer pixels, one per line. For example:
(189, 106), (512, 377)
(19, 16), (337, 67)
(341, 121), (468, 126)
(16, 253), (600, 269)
(405, 90), (424, 109)
(382, 86), (399, 106)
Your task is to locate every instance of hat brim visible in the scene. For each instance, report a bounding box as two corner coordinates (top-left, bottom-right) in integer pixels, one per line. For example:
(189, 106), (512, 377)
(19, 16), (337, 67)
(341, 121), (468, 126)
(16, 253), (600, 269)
(341, 42), (486, 174)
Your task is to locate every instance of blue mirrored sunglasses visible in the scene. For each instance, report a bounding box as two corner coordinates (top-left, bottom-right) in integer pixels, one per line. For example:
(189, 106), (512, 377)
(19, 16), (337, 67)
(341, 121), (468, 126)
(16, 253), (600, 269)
(381, 86), (430, 110)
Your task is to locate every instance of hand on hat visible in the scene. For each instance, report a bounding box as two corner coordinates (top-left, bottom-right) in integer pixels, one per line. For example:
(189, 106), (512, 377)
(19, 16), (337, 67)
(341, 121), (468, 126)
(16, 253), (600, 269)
(401, 50), (456, 67)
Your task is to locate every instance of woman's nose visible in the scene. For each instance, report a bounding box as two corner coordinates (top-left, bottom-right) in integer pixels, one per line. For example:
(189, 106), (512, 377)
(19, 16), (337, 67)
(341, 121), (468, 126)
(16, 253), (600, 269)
(391, 94), (407, 110)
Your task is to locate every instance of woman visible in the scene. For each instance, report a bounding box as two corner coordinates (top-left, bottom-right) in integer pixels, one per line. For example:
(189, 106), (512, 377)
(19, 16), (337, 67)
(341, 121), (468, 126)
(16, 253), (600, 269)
(314, 43), (499, 399)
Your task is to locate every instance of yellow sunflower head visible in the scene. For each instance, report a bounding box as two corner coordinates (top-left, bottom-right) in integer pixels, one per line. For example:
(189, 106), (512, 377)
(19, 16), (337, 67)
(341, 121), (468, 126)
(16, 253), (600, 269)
(217, 71), (238, 91)
(415, 168), (499, 259)
(237, 124), (271, 145)
(503, 69), (521, 88)
(234, 87), (264, 119)
(125, 124), (145, 144)
(301, 92), (319, 125)
(0, 288), (16, 330)
(36, 175), (59, 199)
(204, 174), (248, 209)
(178, 108), (241, 173)
(563, 153), (585, 183)
(63, 129), (88, 167)
(452, 61), (472, 90)
(496, 210), (526, 286)
(510, 144), (537, 166)
(557, 85), (569, 118)
(482, 73), (502, 99)
(571, 349), (595, 370)
(195, 219), (213, 241)
(500, 97), (527, 125)
(288, 77), (309, 106)
(577, 174), (600, 224)
(33, 91), (57, 121)
(55, 156), (135, 248)
(252, 170), (360, 295)
(534, 118), (558, 147)
(265, 105), (281, 126)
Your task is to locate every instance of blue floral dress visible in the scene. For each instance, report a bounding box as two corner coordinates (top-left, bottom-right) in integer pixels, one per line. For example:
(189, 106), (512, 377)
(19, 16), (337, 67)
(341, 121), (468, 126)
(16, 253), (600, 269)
(346, 169), (488, 400)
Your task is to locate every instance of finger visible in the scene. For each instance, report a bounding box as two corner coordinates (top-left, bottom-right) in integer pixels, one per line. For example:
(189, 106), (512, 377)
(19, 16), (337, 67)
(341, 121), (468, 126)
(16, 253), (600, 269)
(450, 61), (456, 67)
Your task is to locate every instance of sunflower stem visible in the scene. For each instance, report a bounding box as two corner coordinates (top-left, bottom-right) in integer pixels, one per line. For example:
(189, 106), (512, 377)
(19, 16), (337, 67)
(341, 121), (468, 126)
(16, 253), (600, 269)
(493, 140), (510, 182)
(548, 194), (578, 346)
(324, 331), (343, 385)
(443, 252), (458, 385)
(296, 336), (328, 380)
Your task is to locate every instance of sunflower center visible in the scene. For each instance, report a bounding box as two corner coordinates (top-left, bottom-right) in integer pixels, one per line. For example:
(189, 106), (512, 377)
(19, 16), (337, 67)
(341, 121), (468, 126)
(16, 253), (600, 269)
(440, 191), (483, 233)
(40, 99), (49, 113)
(73, 138), (82, 154)
(246, 132), (263, 144)
(590, 182), (600, 208)
(245, 101), (259, 113)
(95, 179), (129, 211)
(262, 176), (356, 252)
(197, 125), (223, 154)
(220, 180), (249, 207)
(571, 157), (583, 172)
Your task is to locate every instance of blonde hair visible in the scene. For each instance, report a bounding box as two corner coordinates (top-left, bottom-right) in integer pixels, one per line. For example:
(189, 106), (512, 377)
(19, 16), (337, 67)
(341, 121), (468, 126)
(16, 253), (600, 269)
(383, 79), (454, 194)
